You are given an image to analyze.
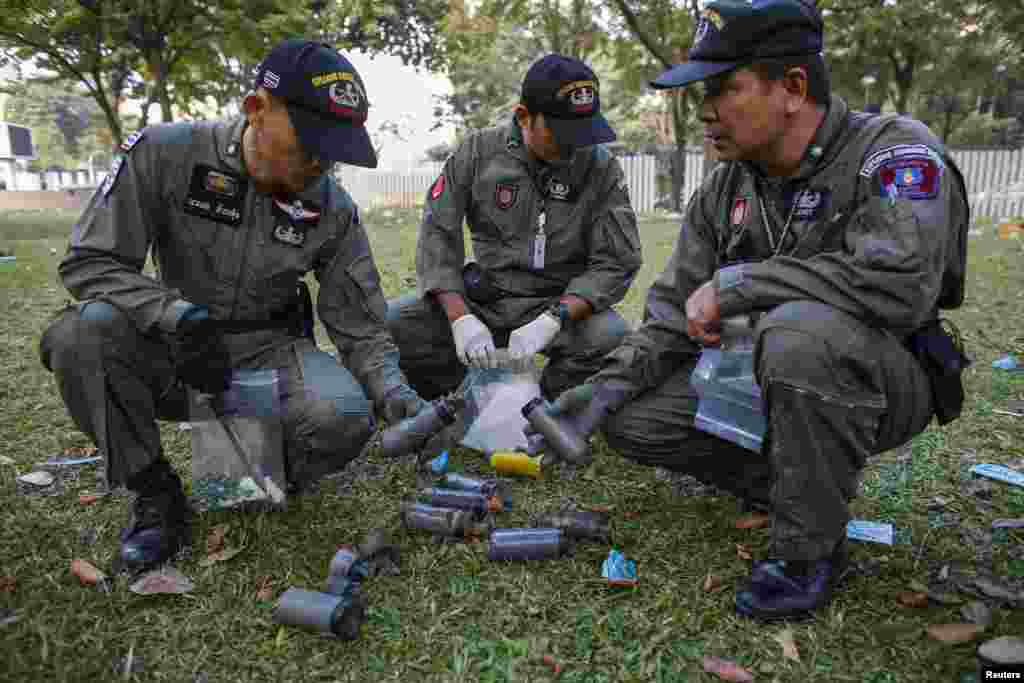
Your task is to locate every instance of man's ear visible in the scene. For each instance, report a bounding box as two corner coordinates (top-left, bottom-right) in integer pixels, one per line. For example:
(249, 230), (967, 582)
(513, 104), (532, 129)
(783, 67), (809, 114)
(242, 90), (268, 124)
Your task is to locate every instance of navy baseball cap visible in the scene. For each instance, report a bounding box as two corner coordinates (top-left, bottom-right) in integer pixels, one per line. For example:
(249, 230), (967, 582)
(651, 0), (824, 90)
(255, 39), (377, 168)
(521, 54), (616, 147)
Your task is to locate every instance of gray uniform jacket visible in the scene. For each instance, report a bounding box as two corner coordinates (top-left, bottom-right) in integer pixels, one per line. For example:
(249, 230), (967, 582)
(416, 118), (642, 329)
(60, 117), (407, 403)
(594, 95), (969, 396)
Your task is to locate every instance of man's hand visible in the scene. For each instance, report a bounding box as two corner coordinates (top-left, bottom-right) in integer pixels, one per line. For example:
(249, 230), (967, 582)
(685, 281), (722, 347)
(508, 312), (561, 361)
(174, 307), (231, 395)
(380, 384), (429, 425)
(451, 313), (497, 368)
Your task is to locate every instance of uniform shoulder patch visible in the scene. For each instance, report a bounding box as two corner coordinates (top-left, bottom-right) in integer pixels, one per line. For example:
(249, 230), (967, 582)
(429, 174), (445, 200)
(120, 130), (144, 153)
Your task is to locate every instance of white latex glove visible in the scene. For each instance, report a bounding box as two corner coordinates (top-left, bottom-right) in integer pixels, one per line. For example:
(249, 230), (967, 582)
(508, 311), (562, 361)
(451, 314), (497, 368)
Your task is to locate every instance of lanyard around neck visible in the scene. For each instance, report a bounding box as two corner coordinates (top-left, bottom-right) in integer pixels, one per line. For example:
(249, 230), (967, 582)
(756, 186), (805, 257)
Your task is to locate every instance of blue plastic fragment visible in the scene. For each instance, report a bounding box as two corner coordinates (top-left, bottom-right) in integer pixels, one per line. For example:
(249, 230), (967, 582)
(601, 549), (638, 586)
(992, 354), (1023, 371)
(429, 450), (449, 474)
(846, 519), (894, 545)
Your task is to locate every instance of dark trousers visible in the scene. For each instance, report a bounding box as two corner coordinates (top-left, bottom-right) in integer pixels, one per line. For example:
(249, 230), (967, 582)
(603, 301), (934, 561)
(39, 300), (374, 491)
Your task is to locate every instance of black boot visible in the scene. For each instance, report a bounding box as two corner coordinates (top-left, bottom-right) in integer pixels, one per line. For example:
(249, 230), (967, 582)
(735, 538), (849, 622)
(116, 461), (191, 575)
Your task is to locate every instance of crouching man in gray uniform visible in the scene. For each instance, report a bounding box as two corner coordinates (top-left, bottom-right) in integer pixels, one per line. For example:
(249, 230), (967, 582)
(39, 39), (426, 574)
(526, 0), (970, 621)
(387, 54), (642, 401)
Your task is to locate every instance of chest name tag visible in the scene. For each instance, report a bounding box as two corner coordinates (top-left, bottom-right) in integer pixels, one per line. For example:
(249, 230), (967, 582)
(183, 164), (247, 227)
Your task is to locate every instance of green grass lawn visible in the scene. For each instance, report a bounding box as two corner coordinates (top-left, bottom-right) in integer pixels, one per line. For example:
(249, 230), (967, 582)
(1, 206), (1022, 682)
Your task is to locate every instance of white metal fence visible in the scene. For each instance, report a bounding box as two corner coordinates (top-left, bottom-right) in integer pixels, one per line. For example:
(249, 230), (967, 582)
(334, 148), (1024, 221)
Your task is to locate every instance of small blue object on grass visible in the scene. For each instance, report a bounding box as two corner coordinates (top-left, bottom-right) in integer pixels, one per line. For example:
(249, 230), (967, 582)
(992, 354), (1023, 371)
(971, 463), (1024, 488)
(601, 549), (638, 587)
(846, 520), (894, 545)
(428, 450), (449, 475)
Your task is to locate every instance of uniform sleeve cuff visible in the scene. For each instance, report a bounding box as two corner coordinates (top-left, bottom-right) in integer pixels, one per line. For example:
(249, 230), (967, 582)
(713, 264), (750, 319)
(159, 299), (201, 333)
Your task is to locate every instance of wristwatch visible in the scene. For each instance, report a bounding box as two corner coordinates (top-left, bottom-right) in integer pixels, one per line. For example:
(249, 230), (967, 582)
(546, 300), (571, 325)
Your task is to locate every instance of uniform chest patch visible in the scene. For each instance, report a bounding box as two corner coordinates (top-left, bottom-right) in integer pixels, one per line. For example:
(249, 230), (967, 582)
(273, 223), (306, 247)
(183, 164), (247, 226)
(272, 196), (320, 223)
(792, 189), (830, 220)
(546, 177), (574, 201)
(731, 197), (748, 225)
(495, 183), (518, 210)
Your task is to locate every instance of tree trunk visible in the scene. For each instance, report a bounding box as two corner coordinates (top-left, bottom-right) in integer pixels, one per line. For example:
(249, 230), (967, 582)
(669, 90), (689, 212)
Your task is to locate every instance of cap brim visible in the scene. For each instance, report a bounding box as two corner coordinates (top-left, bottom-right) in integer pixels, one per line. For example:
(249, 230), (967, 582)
(545, 112), (617, 148)
(287, 104), (378, 168)
(650, 60), (741, 90)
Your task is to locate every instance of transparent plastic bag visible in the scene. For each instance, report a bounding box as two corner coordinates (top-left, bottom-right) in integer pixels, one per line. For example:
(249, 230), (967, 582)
(458, 350), (542, 455)
(190, 368), (288, 511)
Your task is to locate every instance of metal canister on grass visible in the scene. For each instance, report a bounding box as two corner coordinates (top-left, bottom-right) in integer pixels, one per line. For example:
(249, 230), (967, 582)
(535, 510), (611, 543)
(273, 587), (368, 640)
(486, 528), (571, 561)
(418, 487), (502, 517)
(400, 501), (489, 539)
(489, 451), (548, 478)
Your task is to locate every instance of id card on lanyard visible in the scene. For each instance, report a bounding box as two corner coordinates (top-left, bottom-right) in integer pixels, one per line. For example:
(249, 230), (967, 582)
(531, 209), (546, 270)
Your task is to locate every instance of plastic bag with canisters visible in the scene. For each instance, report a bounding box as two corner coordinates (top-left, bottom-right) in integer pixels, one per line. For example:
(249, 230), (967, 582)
(190, 369), (288, 511)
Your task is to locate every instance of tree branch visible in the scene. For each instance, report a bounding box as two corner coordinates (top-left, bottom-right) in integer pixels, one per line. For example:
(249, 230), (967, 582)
(608, 0), (674, 68)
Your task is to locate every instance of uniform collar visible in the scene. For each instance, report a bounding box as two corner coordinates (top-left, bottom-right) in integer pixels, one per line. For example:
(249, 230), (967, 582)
(213, 117), (248, 176)
(790, 94), (848, 180)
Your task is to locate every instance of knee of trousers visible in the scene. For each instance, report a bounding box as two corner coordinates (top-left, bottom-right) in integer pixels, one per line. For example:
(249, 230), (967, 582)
(755, 303), (838, 390)
(39, 300), (127, 372)
(293, 392), (375, 461)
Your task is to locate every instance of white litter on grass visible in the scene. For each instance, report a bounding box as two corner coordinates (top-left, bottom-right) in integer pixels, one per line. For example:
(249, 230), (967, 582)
(129, 567), (194, 595)
(18, 471), (55, 487)
(177, 422), (193, 432)
(847, 519), (894, 545)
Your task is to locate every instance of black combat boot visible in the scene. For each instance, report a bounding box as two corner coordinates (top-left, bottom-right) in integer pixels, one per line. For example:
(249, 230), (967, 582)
(115, 461), (191, 575)
(734, 538), (849, 622)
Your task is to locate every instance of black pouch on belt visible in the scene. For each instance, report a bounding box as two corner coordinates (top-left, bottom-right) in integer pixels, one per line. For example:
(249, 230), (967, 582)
(907, 319), (971, 425)
(462, 262), (503, 304)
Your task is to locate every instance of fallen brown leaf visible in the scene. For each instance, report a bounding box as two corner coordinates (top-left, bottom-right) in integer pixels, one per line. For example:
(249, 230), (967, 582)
(702, 656), (755, 682)
(78, 493), (104, 505)
(736, 544), (753, 561)
(926, 623), (983, 644)
(623, 511), (641, 520)
(206, 524), (230, 554)
(773, 628), (800, 662)
(897, 591), (930, 608)
(735, 512), (771, 530)
(255, 575), (275, 602)
(541, 654), (561, 675)
(0, 576), (15, 593)
(703, 573), (723, 592)
(199, 545), (244, 568)
(70, 559), (106, 586)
